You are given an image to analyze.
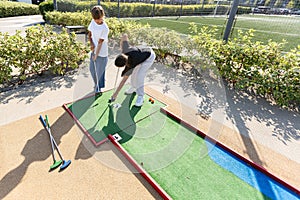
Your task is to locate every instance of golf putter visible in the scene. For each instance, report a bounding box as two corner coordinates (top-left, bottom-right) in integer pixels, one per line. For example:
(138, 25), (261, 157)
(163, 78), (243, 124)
(108, 67), (120, 104)
(39, 115), (71, 171)
(39, 115), (62, 170)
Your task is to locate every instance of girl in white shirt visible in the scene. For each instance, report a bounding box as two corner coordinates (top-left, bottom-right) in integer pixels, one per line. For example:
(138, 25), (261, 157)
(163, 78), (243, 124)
(88, 5), (109, 96)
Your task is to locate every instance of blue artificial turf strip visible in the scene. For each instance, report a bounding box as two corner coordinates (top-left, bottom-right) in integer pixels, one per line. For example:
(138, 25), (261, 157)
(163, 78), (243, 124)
(206, 140), (300, 200)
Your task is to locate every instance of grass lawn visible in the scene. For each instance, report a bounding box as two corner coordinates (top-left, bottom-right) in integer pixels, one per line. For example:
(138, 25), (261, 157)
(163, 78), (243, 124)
(129, 14), (300, 52)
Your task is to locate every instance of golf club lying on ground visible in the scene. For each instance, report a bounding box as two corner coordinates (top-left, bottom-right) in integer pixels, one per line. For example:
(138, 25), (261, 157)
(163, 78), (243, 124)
(43, 115), (62, 170)
(39, 115), (71, 171)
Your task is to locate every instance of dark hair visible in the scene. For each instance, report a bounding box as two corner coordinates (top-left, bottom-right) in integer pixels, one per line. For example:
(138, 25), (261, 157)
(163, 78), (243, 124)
(91, 6), (105, 19)
(115, 54), (127, 67)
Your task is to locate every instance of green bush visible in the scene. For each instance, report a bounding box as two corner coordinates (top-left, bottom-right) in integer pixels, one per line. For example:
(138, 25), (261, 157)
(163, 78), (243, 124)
(0, 1), (39, 18)
(0, 25), (88, 84)
(45, 10), (91, 27)
(44, 11), (146, 39)
(189, 23), (300, 107)
(39, 0), (54, 20)
(40, 1), (251, 18)
(118, 23), (299, 108)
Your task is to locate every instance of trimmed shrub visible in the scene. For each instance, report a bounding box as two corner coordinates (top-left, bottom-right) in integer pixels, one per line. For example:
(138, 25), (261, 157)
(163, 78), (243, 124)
(0, 1), (39, 18)
(39, 0), (54, 20)
(0, 25), (88, 84)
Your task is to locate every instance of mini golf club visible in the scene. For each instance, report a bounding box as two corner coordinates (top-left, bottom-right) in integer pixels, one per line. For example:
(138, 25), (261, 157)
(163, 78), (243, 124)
(46, 116), (63, 170)
(39, 115), (62, 170)
(108, 67), (120, 104)
(39, 115), (71, 171)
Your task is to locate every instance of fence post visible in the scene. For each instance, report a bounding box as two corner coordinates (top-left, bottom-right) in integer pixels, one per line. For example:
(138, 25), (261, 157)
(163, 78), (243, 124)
(118, 0), (120, 18)
(223, 0), (239, 42)
(180, 0), (183, 17)
(53, 0), (57, 10)
(152, 0), (156, 17)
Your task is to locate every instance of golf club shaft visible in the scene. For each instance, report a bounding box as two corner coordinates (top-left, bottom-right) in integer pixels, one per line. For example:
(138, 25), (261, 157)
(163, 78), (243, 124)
(39, 115), (56, 162)
(46, 126), (65, 161)
(113, 67), (120, 91)
(39, 115), (65, 161)
(94, 105), (109, 125)
(45, 115), (57, 162)
(94, 59), (100, 93)
(110, 67), (120, 102)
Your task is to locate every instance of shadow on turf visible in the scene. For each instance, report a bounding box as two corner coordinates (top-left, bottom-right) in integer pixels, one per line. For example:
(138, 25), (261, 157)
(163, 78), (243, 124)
(100, 94), (141, 144)
(82, 93), (142, 148)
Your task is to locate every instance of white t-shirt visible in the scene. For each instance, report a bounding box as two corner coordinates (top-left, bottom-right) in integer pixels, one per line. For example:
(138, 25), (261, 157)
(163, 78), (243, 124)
(88, 20), (109, 57)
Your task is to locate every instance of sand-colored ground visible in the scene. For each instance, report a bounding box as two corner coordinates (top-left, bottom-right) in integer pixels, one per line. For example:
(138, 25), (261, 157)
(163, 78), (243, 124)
(0, 106), (162, 200)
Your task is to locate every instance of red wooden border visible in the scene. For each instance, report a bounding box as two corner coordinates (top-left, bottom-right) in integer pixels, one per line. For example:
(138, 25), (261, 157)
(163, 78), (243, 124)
(108, 134), (172, 200)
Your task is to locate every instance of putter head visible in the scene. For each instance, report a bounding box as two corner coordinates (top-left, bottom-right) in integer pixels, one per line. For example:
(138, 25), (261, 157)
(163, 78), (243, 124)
(59, 160), (71, 172)
(108, 97), (115, 104)
(49, 160), (63, 171)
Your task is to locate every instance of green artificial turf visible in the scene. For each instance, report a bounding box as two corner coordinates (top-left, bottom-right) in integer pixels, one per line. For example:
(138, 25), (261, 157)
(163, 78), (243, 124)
(66, 86), (165, 143)
(121, 112), (269, 199)
(66, 88), (268, 199)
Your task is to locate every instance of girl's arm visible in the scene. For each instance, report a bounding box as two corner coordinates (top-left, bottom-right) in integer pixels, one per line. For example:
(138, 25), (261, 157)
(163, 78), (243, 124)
(88, 31), (95, 52)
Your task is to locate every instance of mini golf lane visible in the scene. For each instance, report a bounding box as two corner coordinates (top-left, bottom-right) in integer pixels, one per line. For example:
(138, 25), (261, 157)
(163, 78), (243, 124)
(111, 110), (300, 200)
(63, 87), (165, 146)
(64, 89), (300, 199)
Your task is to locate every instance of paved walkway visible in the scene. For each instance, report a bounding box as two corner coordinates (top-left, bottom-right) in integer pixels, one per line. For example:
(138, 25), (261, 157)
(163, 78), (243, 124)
(0, 15), (299, 199)
(0, 15), (44, 35)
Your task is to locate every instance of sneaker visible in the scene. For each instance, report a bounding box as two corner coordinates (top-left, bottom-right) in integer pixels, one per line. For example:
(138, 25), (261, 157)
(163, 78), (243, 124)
(95, 91), (102, 98)
(124, 87), (136, 95)
(95, 88), (102, 97)
(135, 95), (144, 107)
(95, 87), (102, 93)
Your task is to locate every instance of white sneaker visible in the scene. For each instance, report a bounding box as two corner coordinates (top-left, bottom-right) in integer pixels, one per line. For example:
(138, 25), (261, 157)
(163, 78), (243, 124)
(135, 95), (144, 107)
(124, 87), (136, 95)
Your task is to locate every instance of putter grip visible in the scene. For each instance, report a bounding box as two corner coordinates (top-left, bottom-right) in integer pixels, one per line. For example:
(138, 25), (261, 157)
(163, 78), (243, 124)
(39, 115), (47, 128)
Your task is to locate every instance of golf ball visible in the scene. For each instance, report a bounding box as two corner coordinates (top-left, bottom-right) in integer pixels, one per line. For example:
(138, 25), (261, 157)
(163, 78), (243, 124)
(113, 103), (121, 108)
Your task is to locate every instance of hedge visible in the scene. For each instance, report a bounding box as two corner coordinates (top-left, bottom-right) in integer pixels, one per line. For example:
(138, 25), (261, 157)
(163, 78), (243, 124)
(0, 1), (39, 18)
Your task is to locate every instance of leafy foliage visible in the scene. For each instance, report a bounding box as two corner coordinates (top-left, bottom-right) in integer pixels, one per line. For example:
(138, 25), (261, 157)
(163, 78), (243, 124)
(0, 1), (39, 18)
(45, 11), (146, 39)
(39, 0), (54, 20)
(189, 23), (300, 108)
(38, 1), (251, 18)
(109, 21), (299, 108)
(0, 25), (88, 84)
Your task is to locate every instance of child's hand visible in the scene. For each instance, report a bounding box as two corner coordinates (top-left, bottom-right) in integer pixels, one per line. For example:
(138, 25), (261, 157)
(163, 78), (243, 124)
(92, 54), (97, 61)
(121, 34), (128, 41)
(90, 44), (95, 52)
